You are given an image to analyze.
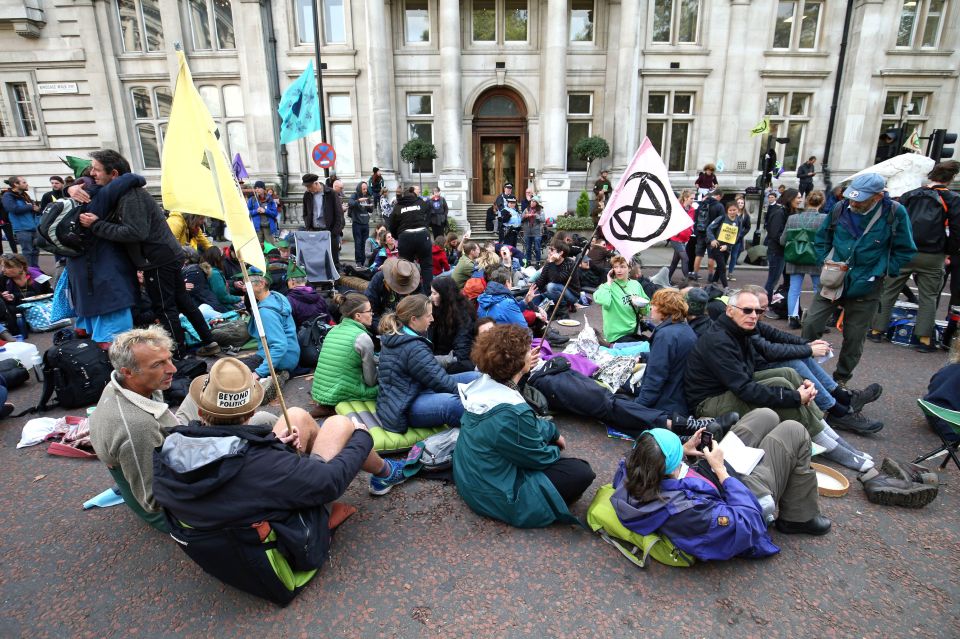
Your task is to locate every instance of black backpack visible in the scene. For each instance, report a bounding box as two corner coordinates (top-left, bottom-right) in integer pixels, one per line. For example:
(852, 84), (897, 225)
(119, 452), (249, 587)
(901, 186), (949, 254)
(36, 199), (87, 257)
(0, 358), (30, 390)
(36, 339), (112, 411)
(297, 316), (331, 369)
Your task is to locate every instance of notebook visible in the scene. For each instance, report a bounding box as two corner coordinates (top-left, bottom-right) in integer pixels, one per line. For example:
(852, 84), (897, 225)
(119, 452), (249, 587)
(719, 431), (765, 475)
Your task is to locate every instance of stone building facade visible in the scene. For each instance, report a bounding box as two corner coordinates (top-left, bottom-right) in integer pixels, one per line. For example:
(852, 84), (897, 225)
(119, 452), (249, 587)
(0, 0), (958, 229)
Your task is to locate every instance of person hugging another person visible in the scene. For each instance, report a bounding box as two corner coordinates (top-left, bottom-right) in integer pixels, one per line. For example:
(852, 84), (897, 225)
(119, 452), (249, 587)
(706, 201), (745, 288)
(311, 292), (378, 418)
(376, 294), (480, 433)
(609, 407), (829, 563)
(592, 255), (648, 343)
(455, 324), (596, 528)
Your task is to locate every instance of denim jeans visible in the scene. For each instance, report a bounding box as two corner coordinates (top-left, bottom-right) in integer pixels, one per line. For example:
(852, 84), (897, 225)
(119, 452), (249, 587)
(15, 230), (38, 267)
(728, 240), (744, 274)
(545, 282), (578, 306)
(778, 357), (837, 412)
(788, 273), (820, 317)
(525, 234), (542, 264)
(408, 371), (480, 429)
(764, 252), (786, 300)
(352, 222), (369, 265)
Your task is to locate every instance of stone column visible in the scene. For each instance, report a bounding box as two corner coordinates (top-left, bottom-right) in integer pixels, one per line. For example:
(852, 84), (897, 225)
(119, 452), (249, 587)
(538, 0), (570, 214)
(437, 0), (468, 229)
(611, 0), (641, 171)
(365, 0), (395, 178)
(234, 0), (277, 177)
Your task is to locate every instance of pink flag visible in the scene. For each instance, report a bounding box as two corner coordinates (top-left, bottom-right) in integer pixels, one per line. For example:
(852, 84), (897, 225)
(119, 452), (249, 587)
(598, 137), (693, 259)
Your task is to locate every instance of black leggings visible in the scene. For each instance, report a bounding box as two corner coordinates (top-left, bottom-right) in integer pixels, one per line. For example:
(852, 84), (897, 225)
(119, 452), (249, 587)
(542, 457), (595, 504)
(398, 229), (433, 295)
(143, 262), (215, 353)
(710, 249), (728, 288)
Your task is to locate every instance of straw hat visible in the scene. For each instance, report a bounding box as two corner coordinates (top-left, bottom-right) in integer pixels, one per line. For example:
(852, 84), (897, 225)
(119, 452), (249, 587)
(189, 357), (264, 419)
(381, 257), (421, 294)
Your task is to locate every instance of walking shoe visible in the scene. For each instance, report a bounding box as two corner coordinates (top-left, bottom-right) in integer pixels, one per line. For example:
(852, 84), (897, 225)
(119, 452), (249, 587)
(848, 383), (882, 413)
(259, 370), (290, 405)
(0, 402), (14, 419)
(866, 331), (884, 343)
(774, 515), (832, 536)
(196, 341), (221, 357)
(369, 458), (408, 495)
(879, 457), (939, 486)
(826, 410), (883, 434)
(858, 467), (938, 508)
(914, 341), (938, 353)
(788, 316), (802, 330)
(671, 412), (739, 441)
(727, 276), (736, 282)
(544, 329), (570, 347)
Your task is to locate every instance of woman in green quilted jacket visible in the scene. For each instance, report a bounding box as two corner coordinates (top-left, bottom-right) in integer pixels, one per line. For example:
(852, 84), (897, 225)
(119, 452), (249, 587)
(311, 292), (378, 417)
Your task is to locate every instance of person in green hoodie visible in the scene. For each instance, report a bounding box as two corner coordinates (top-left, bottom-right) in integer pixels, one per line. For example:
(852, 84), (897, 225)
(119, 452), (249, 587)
(451, 240), (480, 289)
(311, 292), (378, 417)
(454, 324), (595, 528)
(592, 255), (648, 343)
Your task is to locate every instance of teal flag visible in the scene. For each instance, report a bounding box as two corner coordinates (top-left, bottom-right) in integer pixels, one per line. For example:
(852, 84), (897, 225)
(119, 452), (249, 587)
(278, 61), (322, 144)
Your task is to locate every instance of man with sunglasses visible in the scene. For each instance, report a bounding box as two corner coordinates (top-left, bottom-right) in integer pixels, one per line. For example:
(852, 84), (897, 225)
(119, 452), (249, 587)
(685, 289), (874, 471)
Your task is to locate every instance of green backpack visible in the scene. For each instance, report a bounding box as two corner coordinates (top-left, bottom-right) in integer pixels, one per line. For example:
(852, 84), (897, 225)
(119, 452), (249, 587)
(784, 227), (818, 265)
(586, 484), (695, 568)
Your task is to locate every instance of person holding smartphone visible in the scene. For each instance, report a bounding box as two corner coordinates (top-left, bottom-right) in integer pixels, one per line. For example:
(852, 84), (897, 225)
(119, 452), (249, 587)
(608, 407), (830, 562)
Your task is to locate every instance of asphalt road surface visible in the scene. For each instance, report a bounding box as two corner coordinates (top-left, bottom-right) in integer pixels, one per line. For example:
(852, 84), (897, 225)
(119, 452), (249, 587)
(1, 264), (957, 638)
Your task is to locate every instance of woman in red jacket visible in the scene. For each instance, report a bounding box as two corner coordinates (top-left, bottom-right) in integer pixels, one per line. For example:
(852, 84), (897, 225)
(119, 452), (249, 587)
(667, 190), (696, 283)
(431, 238), (451, 276)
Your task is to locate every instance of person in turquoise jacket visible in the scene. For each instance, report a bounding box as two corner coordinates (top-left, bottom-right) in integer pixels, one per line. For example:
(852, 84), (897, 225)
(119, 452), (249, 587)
(245, 271), (301, 381)
(454, 324), (595, 528)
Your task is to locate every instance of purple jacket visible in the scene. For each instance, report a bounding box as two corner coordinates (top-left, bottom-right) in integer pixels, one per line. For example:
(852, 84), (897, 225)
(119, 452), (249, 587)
(286, 287), (329, 329)
(610, 460), (779, 562)
(532, 338), (599, 378)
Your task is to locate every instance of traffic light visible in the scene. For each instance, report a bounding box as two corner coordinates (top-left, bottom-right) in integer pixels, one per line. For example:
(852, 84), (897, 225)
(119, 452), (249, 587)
(929, 128), (957, 161)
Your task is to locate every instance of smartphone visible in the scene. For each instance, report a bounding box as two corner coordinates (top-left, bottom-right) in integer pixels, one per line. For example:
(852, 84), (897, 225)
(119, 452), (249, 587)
(697, 431), (713, 453)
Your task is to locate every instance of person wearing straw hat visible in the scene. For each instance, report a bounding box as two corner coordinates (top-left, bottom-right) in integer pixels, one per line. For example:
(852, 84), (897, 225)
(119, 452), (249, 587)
(152, 358), (408, 605)
(365, 257), (421, 333)
(241, 270), (301, 402)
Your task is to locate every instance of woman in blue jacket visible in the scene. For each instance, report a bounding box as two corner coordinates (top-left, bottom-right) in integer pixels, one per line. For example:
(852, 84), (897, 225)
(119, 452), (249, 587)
(634, 288), (697, 417)
(610, 408), (829, 562)
(376, 294), (479, 433)
(477, 266), (529, 327)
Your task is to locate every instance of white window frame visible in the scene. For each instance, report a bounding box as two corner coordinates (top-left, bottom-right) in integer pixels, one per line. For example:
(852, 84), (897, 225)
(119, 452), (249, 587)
(650, 0), (701, 46)
(643, 90), (695, 173)
(403, 0), (431, 44)
(115, 0), (165, 53)
(294, 0), (347, 46)
(327, 93), (356, 176)
(0, 73), (45, 148)
(569, 0), (594, 43)
(566, 92), (593, 172)
(197, 83), (249, 164)
(129, 85), (171, 170)
(406, 93), (435, 175)
(185, 0), (236, 51)
(771, 0), (823, 51)
(895, 0), (949, 49)
(760, 91), (812, 172)
(876, 89), (931, 159)
(470, 0), (529, 45)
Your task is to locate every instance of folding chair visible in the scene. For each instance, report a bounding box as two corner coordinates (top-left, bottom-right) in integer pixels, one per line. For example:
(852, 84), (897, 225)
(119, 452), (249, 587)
(914, 398), (960, 471)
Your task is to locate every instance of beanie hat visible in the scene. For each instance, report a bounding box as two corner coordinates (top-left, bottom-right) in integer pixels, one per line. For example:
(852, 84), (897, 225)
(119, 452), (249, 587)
(685, 288), (709, 317)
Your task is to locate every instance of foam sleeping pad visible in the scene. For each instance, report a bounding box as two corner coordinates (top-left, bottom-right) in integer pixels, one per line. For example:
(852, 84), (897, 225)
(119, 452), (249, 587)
(335, 399), (448, 454)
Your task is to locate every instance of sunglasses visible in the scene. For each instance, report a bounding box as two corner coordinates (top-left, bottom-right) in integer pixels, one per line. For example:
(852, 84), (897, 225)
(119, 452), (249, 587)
(732, 306), (764, 315)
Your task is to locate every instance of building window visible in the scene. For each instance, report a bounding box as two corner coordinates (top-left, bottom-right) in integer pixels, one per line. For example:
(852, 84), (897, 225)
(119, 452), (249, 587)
(406, 93), (433, 174)
(187, 0), (235, 50)
(875, 90), (931, 160)
(772, 0), (822, 50)
(566, 93), (593, 171)
(0, 83), (39, 138)
(116, 0), (164, 53)
(295, 0), (345, 45)
(130, 86), (172, 169)
(645, 91), (693, 172)
(328, 94), (355, 175)
(652, 0), (699, 44)
(197, 84), (249, 162)
(404, 0), (430, 43)
(471, 0), (527, 43)
(570, 0), (593, 42)
(760, 92), (812, 171)
(896, 0), (947, 48)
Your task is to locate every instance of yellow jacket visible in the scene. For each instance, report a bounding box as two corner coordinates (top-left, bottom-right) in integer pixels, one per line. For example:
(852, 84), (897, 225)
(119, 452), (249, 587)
(167, 211), (212, 251)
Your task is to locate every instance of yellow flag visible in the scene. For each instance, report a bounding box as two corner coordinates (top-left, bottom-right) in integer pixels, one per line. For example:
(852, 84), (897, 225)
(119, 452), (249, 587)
(750, 117), (770, 137)
(161, 51), (265, 272)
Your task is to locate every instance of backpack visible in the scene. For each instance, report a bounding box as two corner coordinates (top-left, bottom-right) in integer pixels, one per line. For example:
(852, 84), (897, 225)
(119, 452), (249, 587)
(783, 227), (818, 265)
(417, 428), (459, 472)
(36, 199), (87, 257)
(901, 186), (949, 254)
(296, 316), (331, 369)
(585, 484), (695, 568)
(163, 359), (207, 406)
(26, 339), (112, 413)
(0, 358), (29, 390)
(485, 205), (496, 231)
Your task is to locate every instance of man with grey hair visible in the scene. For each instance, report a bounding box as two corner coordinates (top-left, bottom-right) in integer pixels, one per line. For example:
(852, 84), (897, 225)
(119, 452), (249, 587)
(89, 326), (180, 532)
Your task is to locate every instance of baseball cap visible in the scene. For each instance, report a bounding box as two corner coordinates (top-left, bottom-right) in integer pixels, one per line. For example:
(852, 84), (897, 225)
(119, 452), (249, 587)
(843, 173), (886, 202)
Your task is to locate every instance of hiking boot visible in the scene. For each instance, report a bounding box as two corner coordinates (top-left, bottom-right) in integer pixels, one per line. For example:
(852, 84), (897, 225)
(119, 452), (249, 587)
(259, 370), (290, 405)
(879, 457), (939, 486)
(788, 316), (802, 330)
(849, 383), (882, 413)
(545, 329), (570, 347)
(0, 402), (14, 419)
(914, 341), (938, 353)
(774, 515), (832, 536)
(858, 468), (938, 508)
(196, 341), (221, 357)
(826, 410), (883, 435)
(671, 412), (739, 441)
(369, 458), (407, 496)
(866, 331), (883, 344)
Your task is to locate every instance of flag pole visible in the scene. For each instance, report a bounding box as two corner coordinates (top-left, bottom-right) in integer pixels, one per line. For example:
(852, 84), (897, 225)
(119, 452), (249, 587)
(542, 225), (602, 327)
(239, 259), (295, 438)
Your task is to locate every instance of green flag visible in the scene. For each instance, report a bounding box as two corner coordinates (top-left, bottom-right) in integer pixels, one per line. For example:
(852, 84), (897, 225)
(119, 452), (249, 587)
(750, 118), (770, 137)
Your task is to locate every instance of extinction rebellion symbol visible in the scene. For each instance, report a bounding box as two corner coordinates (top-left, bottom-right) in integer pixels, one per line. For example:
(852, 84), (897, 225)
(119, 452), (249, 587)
(608, 172), (671, 243)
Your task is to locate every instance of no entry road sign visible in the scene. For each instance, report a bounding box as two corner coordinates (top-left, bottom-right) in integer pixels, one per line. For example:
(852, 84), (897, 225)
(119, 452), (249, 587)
(312, 142), (336, 169)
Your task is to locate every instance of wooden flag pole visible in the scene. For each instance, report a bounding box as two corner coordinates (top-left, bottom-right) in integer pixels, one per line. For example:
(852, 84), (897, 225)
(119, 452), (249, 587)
(542, 225), (603, 327)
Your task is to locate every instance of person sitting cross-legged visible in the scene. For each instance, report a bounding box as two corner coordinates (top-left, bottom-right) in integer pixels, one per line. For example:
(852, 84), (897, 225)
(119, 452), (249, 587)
(152, 357), (408, 605)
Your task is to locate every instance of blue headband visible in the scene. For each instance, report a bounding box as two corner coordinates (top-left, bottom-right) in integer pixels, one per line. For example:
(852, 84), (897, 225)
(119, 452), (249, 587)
(648, 428), (683, 475)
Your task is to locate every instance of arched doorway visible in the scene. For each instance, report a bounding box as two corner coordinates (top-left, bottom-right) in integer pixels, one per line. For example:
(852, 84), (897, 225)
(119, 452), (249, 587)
(472, 88), (528, 204)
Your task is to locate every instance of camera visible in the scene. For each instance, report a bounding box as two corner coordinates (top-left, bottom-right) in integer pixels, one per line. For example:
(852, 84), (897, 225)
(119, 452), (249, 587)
(697, 431), (713, 453)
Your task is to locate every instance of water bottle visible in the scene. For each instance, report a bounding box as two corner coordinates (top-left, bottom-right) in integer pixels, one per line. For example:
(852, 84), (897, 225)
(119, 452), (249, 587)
(15, 312), (28, 338)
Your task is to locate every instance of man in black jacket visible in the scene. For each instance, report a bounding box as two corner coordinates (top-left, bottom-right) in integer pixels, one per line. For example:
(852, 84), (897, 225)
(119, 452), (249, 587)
(153, 357), (406, 605)
(389, 186), (432, 294)
(76, 149), (219, 358)
(685, 289), (873, 471)
(302, 173), (344, 267)
(797, 157), (816, 196)
(691, 190), (724, 280)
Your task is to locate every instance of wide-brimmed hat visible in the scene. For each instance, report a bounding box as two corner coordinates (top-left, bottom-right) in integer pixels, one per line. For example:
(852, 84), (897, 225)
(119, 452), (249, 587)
(189, 358), (264, 419)
(381, 257), (421, 294)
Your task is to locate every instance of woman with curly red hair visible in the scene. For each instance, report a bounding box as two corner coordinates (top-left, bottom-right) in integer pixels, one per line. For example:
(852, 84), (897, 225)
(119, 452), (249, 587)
(454, 324), (595, 528)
